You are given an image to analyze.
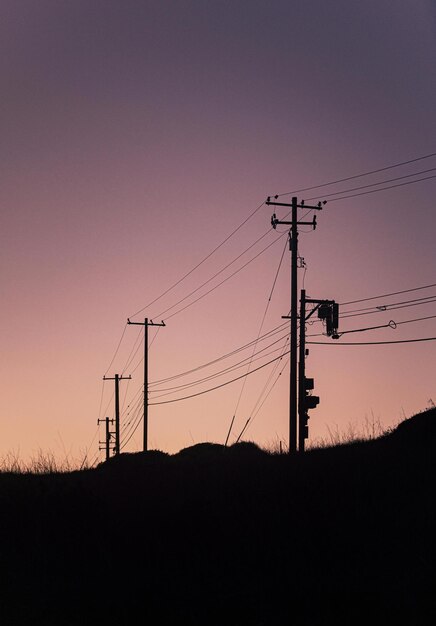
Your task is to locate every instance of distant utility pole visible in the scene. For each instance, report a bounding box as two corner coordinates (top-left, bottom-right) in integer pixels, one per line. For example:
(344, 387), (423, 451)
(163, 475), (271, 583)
(127, 318), (165, 452)
(266, 196), (324, 453)
(298, 289), (339, 452)
(102, 374), (132, 455)
(98, 416), (115, 461)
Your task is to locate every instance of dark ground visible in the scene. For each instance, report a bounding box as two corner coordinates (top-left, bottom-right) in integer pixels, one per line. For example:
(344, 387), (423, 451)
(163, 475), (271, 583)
(1, 408), (436, 625)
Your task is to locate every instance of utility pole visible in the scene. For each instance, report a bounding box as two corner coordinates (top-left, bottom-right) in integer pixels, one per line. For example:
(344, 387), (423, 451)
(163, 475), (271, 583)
(266, 196), (324, 453)
(298, 290), (339, 452)
(103, 374), (132, 455)
(98, 416), (115, 461)
(127, 318), (165, 452)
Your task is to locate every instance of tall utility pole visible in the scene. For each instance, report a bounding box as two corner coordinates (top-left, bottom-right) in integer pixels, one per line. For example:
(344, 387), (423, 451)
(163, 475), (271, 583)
(266, 196), (324, 453)
(103, 374), (131, 455)
(127, 318), (165, 452)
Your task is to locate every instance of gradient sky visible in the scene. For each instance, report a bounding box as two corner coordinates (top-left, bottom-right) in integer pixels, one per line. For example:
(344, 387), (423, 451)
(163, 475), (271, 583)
(1, 0), (436, 464)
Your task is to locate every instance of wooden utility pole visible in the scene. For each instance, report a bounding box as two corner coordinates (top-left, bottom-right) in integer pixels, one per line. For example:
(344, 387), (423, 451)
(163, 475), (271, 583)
(98, 416), (115, 461)
(266, 196), (324, 453)
(127, 318), (165, 451)
(103, 374), (131, 455)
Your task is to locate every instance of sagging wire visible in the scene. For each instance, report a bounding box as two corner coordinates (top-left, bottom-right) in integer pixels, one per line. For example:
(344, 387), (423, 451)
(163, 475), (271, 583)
(225, 236), (289, 444)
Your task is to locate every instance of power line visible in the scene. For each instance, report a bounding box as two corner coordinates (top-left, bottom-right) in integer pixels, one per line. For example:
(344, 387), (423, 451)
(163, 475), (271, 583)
(395, 314), (436, 326)
(150, 331), (289, 394)
(150, 293), (435, 399)
(122, 327), (143, 375)
(149, 351), (289, 406)
(97, 380), (105, 421)
(303, 167), (436, 202)
(230, 236), (289, 430)
(120, 376), (131, 413)
(120, 401), (144, 450)
(82, 426), (100, 469)
(248, 340), (289, 424)
(240, 354), (290, 443)
(340, 297), (436, 320)
(120, 385), (143, 419)
(340, 282), (436, 306)
(128, 153), (436, 326)
(102, 155), (436, 437)
(120, 405), (141, 441)
(305, 297), (436, 333)
(304, 294), (436, 323)
(276, 152), (436, 197)
(319, 173), (436, 203)
(150, 334), (290, 399)
(120, 392), (143, 434)
(153, 227), (274, 319)
(161, 233), (287, 322)
(101, 390), (115, 422)
(306, 312), (436, 339)
(149, 169), (435, 325)
(106, 165), (435, 378)
(128, 201), (266, 319)
(104, 323), (127, 377)
(149, 321), (289, 387)
(308, 336), (436, 346)
(341, 295), (436, 316)
(148, 288), (435, 394)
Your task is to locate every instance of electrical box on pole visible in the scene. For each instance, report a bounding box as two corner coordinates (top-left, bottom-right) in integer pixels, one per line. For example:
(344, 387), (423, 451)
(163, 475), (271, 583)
(317, 301), (340, 338)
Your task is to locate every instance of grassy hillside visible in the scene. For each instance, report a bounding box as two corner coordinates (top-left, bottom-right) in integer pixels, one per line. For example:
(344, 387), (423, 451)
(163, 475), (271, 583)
(1, 408), (435, 625)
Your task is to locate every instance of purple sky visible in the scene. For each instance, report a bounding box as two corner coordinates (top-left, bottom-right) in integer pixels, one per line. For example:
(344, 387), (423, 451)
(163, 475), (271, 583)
(1, 1), (436, 464)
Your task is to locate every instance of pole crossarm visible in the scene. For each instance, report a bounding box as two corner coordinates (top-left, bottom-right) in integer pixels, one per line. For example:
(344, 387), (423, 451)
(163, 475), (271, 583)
(102, 375), (132, 381)
(266, 198), (326, 210)
(127, 318), (166, 327)
(266, 198), (325, 231)
(270, 215), (318, 229)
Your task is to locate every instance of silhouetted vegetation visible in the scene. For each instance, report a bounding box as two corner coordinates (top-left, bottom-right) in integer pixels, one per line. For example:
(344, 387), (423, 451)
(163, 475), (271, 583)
(1, 409), (435, 625)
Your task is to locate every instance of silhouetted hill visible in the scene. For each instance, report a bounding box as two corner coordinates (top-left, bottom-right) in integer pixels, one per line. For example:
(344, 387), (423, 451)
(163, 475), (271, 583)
(1, 409), (435, 625)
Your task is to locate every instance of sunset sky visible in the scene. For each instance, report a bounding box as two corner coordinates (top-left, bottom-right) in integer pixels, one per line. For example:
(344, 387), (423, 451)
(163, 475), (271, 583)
(1, 0), (435, 464)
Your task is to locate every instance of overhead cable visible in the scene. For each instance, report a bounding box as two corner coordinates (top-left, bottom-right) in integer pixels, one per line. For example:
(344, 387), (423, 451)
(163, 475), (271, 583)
(149, 351), (289, 406)
(161, 233), (287, 322)
(128, 201), (266, 319)
(308, 336), (436, 346)
(340, 282), (436, 306)
(276, 151), (436, 197)
(154, 227), (275, 319)
(304, 167), (436, 202)
(149, 321), (289, 387)
(320, 173), (436, 202)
